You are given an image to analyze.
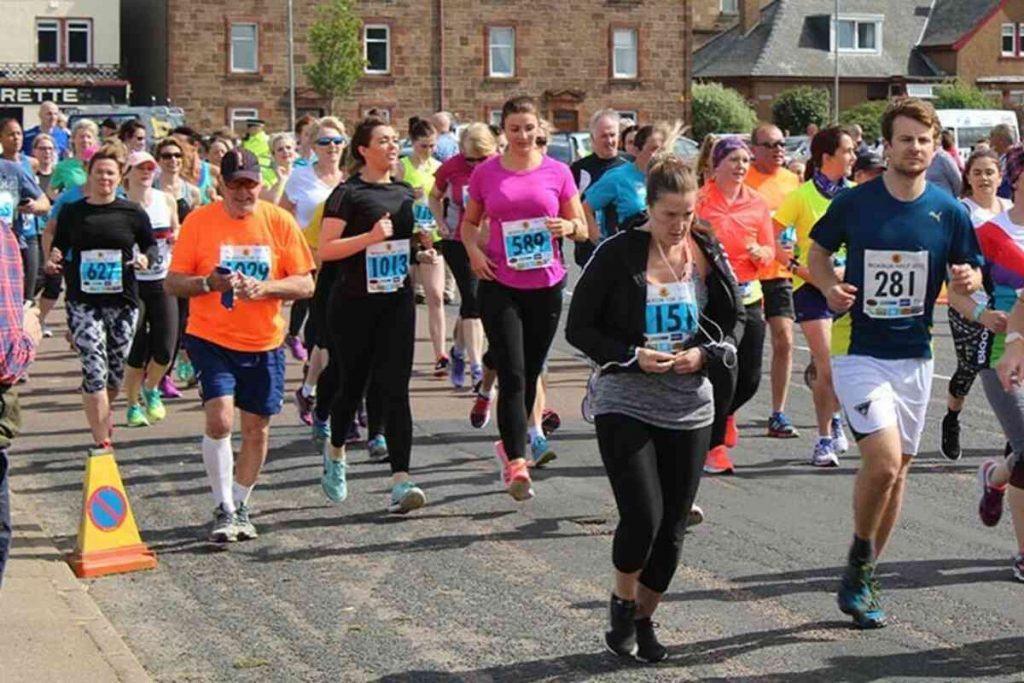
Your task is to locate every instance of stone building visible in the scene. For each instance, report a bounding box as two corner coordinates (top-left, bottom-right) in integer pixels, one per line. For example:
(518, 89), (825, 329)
(122, 0), (693, 133)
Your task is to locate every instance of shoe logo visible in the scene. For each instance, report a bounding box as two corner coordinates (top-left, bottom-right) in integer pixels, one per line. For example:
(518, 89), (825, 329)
(929, 211), (942, 223)
(855, 400), (871, 417)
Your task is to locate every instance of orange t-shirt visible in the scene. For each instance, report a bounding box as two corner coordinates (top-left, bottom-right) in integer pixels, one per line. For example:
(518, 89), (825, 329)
(696, 180), (774, 285)
(745, 166), (801, 280)
(170, 201), (315, 352)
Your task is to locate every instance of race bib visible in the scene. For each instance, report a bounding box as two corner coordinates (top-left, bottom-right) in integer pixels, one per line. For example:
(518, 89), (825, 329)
(461, 185), (470, 209)
(412, 201), (434, 229)
(220, 244), (271, 281)
(863, 249), (928, 319)
(0, 190), (14, 229)
(137, 231), (172, 280)
(80, 249), (123, 294)
(502, 218), (553, 271)
(645, 281), (699, 353)
(366, 239), (410, 294)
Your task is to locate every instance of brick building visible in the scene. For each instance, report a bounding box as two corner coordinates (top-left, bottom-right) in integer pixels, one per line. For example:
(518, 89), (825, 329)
(122, 0), (692, 134)
(691, 0), (772, 48)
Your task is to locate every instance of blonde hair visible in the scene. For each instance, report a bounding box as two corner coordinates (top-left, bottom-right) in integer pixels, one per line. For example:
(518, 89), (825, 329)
(269, 132), (295, 153)
(460, 122), (499, 158)
(71, 118), (100, 157)
(695, 133), (719, 187)
(309, 116), (346, 142)
(31, 133), (55, 151)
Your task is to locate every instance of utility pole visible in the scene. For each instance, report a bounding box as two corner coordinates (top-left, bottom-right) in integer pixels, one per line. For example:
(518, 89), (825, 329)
(833, 0), (840, 124)
(288, 0), (296, 131)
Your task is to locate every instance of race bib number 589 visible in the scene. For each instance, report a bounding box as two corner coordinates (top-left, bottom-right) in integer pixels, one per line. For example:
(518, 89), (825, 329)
(863, 249), (928, 319)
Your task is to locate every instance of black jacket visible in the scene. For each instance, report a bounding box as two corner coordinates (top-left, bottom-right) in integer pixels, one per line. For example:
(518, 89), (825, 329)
(566, 215), (745, 375)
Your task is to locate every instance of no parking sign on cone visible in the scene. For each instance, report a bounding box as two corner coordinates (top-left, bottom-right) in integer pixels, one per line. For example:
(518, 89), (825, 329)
(66, 446), (157, 578)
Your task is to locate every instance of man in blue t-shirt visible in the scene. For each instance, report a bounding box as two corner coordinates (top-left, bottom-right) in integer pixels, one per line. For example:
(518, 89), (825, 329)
(21, 102), (70, 159)
(808, 98), (983, 631)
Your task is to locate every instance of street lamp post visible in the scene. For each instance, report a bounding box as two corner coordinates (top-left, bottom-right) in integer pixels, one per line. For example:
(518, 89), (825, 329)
(833, 0), (840, 124)
(288, 0), (296, 131)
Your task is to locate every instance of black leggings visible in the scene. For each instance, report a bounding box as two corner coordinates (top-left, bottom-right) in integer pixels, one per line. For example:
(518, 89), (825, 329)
(328, 290), (415, 473)
(166, 297), (189, 372)
(478, 280), (563, 460)
(289, 298), (310, 338)
(595, 413), (711, 593)
(20, 237), (39, 301)
(127, 281), (179, 368)
(440, 239), (480, 319)
(731, 300), (765, 413)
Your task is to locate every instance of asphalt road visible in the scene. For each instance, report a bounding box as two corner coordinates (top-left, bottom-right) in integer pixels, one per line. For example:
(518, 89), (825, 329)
(9, 251), (1024, 682)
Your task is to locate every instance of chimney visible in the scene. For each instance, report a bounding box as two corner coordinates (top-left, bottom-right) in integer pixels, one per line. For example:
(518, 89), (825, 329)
(739, 0), (760, 34)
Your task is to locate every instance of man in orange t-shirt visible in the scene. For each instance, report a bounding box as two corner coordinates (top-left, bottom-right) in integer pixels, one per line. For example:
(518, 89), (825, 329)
(746, 122), (802, 439)
(166, 149), (314, 543)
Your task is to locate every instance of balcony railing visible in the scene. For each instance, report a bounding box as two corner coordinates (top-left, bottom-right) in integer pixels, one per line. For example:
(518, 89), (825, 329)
(0, 63), (123, 82)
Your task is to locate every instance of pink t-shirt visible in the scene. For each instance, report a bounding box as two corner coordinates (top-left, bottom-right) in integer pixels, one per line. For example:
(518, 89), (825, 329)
(468, 155), (576, 289)
(434, 153), (473, 241)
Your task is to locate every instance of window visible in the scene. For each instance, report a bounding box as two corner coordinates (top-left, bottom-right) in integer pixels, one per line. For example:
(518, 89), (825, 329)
(488, 110), (503, 127)
(612, 28), (638, 79)
(1003, 23), (1016, 56)
(365, 25), (390, 74)
(36, 20), (60, 65)
(67, 20), (91, 66)
(230, 108), (259, 133)
(488, 27), (515, 78)
(617, 110), (638, 124)
(230, 23), (258, 73)
(833, 17), (881, 53)
(721, 0), (738, 13)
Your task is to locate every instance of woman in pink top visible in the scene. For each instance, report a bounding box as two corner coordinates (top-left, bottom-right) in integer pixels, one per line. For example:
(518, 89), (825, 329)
(461, 96), (587, 501)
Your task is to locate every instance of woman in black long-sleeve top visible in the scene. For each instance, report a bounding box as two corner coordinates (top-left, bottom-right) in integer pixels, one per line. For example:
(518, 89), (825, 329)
(566, 156), (743, 663)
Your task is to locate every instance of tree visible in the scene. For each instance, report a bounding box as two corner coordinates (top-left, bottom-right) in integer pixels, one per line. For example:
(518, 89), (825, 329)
(839, 100), (889, 143)
(304, 0), (365, 115)
(933, 80), (1000, 110)
(690, 83), (758, 140)
(772, 86), (830, 136)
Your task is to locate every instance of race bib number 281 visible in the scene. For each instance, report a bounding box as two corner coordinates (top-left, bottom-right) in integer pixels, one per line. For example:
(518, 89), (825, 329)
(863, 249), (928, 319)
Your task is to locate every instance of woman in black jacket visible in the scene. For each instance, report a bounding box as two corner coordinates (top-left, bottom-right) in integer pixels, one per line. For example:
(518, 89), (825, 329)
(566, 155), (743, 662)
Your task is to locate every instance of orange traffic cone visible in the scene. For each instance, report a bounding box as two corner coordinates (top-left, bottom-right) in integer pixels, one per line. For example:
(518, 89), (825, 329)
(66, 445), (157, 578)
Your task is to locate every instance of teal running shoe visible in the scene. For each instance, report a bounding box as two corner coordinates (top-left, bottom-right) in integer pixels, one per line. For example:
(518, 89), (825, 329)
(529, 434), (556, 468)
(126, 403), (149, 428)
(387, 481), (425, 514)
(837, 562), (887, 629)
(321, 447), (348, 503)
(367, 434), (390, 463)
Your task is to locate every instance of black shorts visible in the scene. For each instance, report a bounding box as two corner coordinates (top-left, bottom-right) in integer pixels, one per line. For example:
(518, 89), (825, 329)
(761, 278), (794, 320)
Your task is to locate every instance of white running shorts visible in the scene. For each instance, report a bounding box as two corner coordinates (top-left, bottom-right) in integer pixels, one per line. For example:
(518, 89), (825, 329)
(831, 355), (934, 456)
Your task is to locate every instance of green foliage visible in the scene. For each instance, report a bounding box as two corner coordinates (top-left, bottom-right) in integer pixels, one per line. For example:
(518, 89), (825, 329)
(690, 83), (758, 140)
(934, 80), (1001, 110)
(839, 100), (890, 143)
(771, 86), (830, 136)
(304, 0), (364, 115)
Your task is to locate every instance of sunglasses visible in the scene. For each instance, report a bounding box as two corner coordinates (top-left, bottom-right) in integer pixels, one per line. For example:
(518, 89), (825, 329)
(757, 140), (786, 149)
(317, 136), (347, 147)
(536, 138), (548, 147)
(159, 152), (183, 160)
(464, 156), (485, 163)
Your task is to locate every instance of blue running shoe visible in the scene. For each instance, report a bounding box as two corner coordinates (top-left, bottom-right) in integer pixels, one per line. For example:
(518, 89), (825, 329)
(387, 480), (426, 514)
(449, 346), (466, 389)
(529, 434), (557, 468)
(312, 414), (331, 448)
(367, 434), (390, 463)
(767, 411), (799, 438)
(837, 563), (887, 629)
(832, 415), (850, 454)
(321, 447), (348, 503)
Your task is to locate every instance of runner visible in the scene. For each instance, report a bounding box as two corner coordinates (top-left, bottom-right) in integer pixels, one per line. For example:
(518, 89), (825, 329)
(774, 126), (856, 466)
(30, 133), (59, 313)
(46, 143), (158, 448)
(566, 156), (742, 662)
(282, 117), (346, 425)
(261, 132), (296, 204)
(430, 123), (499, 392)
(165, 148), (315, 542)
(462, 96), (586, 499)
(569, 109), (624, 269)
(52, 119), (98, 193)
(21, 101), (70, 158)
(1, 119), (42, 304)
(746, 122), (802, 439)
(318, 116), (426, 513)
(941, 148), (1013, 460)
(122, 151), (180, 428)
(396, 117), (447, 376)
(118, 120), (148, 154)
(808, 98), (983, 628)
(696, 136), (774, 474)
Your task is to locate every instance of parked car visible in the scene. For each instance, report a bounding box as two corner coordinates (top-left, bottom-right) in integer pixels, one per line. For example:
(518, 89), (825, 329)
(784, 135), (810, 163)
(64, 105), (186, 144)
(935, 109), (1021, 162)
(673, 136), (700, 163)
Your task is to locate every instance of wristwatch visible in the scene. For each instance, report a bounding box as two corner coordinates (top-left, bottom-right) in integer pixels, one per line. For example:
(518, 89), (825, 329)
(200, 274), (212, 294)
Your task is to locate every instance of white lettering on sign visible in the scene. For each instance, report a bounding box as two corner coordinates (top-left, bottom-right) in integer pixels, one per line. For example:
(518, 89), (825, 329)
(0, 87), (85, 104)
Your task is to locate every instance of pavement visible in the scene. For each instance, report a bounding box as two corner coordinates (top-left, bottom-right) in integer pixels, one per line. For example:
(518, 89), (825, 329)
(2, 257), (1024, 681)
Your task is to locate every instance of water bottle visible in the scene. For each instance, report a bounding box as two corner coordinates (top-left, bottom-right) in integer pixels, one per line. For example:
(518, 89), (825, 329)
(216, 265), (234, 310)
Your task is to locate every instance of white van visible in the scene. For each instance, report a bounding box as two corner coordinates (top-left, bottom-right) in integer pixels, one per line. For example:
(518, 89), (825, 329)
(935, 109), (1020, 162)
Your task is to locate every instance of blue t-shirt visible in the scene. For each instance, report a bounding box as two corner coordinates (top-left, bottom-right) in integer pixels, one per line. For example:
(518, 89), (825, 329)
(0, 159), (43, 242)
(582, 162), (646, 239)
(22, 126), (70, 159)
(811, 178), (983, 360)
(433, 132), (459, 163)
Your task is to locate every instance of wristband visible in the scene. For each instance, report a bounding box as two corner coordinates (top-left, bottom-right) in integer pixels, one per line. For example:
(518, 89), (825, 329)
(788, 259), (800, 274)
(1007, 332), (1024, 347)
(972, 302), (987, 323)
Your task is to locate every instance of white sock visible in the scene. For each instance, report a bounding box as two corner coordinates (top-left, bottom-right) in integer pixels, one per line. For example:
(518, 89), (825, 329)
(528, 425), (543, 442)
(301, 383), (315, 398)
(232, 481), (253, 508)
(202, 435), (235, 513)
(478, 384), (495, 399)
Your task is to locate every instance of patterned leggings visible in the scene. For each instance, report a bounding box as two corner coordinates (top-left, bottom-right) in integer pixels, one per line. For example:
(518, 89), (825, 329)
(948, 307), (993, 400)
(66, 301), (139, 394)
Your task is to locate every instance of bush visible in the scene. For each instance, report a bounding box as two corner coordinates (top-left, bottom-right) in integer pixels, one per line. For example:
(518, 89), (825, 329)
(690, 83), (758, 140)
(934, 80), (1000, 110)
(839, 100), (890, 143)
(772, 87), (830, 136)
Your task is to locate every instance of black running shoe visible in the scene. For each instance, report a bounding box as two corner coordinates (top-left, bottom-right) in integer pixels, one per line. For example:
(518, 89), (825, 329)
(604, 595), (637, 657)
(634, 617), (668, 663)
(940, 411), (962, 461)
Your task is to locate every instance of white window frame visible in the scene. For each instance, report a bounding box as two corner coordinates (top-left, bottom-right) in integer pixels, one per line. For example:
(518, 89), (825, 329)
(721, 0), (738, 14)
(1002, 23), (1016, 57)
(36, 19), (61, 65)
(230, 108), (259, 133)
(617, 110), (638, 123)
(364, 24), (391, 75)
(488, 110), (503, 127)
(488, 27), (515, 78)
(831, 15), (883, 54)
(66, 19), (92, 66)
(612, 28), (638, 80)
(229, 22), (259, 74)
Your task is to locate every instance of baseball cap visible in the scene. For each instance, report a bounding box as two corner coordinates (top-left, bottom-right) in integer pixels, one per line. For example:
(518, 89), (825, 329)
(127, 151), (157, 169)
(853, 150), (885, 175)
(220, 148), (262, 184)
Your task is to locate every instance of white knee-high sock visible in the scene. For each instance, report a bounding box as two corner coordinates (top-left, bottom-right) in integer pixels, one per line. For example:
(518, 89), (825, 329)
(202, 435), (235, 513)
(232, 481), (254, 508)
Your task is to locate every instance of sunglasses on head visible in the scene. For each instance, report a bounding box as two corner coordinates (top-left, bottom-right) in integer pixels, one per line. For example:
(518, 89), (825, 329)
(317, 136), (347, 146)
(159, 152), (183, 160)
(758, 140), (786, 149)
(536, 137), (548, 147)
